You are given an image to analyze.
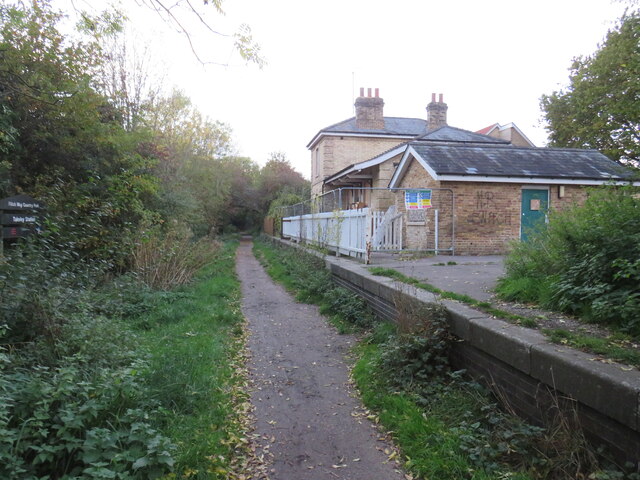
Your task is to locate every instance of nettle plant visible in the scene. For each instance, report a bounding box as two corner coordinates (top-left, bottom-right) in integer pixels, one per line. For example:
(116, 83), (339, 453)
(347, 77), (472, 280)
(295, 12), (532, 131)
(378, 298), (452, 390)
(0, 352), (175, 479)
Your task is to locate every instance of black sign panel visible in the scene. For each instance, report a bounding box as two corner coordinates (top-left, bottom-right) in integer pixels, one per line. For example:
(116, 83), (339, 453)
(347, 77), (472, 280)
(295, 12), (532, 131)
(0, 195), (44, 211)
(2, 213), (38, 225)
(2, 226), (33, 239)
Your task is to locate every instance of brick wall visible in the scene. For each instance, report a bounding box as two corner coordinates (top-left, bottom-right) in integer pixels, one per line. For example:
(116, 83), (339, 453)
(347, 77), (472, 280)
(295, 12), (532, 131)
(395, 158), (594, 254)
(395, 159), (454, 252)
(446, 181), (521, 255)
(369, 154), (403, 211)
(549, 184), (589, 210)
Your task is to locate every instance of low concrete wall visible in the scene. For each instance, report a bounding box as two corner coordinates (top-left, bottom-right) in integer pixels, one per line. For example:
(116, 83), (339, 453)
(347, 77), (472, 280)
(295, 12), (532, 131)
(269, 238), (640, 466)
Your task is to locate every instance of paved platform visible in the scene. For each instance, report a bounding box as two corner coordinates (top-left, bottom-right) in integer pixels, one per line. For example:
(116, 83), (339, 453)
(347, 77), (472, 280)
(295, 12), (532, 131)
(368, 252), (505, 302)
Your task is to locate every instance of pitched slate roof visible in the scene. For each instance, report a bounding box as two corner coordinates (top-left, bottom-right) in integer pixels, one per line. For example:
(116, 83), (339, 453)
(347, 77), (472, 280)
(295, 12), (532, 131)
(389, 142), (638, 187)
(417, 126), (509, 144)
(324, 116), (427, 135)
(307, 116), (428, 148)
(322, 125), (515, 186)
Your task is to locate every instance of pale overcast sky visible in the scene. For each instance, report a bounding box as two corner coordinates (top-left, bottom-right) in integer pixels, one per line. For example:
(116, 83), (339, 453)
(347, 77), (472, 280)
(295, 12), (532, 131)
(58, 0), (628, 179)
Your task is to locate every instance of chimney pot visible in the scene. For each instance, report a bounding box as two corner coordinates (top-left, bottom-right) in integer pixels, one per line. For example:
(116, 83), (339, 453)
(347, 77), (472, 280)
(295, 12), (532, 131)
(431, 93), (436, 102)
(375, 88), (379, 98)
(359, 87), (364, 97)
(367, 88), (372, 97)
(439, 93), (443, 103)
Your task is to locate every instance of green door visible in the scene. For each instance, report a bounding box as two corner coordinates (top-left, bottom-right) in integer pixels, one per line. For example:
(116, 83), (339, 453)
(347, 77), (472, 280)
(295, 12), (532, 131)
(521, 189), (549, 242)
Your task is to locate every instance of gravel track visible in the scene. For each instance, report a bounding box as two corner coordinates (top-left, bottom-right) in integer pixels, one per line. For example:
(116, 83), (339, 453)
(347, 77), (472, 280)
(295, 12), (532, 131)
(236, 238), (406, 480)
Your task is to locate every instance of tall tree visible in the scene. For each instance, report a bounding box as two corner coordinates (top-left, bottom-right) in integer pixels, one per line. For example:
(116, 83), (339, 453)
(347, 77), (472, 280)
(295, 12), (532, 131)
(94, 31), (163, 132)
(540, 10), (640, 164)
(143, 89), (240, 234)
(0, 1), (159, 262)
(258, 152), (310, 214)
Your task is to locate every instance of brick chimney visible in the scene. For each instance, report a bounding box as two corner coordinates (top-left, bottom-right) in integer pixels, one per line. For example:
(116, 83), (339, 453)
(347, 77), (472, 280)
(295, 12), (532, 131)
(354, 87), (384, 130)
(426, 93), (448, 130)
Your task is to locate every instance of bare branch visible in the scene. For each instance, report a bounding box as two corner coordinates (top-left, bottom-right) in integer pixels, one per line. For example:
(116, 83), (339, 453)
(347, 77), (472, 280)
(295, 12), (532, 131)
(144, 0), (207, 63)
(184, 0), (229, 37)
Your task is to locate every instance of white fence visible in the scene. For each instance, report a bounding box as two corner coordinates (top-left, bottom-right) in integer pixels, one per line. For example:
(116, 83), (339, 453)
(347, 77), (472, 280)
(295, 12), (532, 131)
(282, 207), (403, 261)
(370, 206), (403, 251)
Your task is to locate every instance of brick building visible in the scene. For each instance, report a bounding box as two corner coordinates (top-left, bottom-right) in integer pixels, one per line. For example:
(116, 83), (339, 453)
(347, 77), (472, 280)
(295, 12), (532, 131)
(308, 89), (637, 255)
(388, 141), (636, 254)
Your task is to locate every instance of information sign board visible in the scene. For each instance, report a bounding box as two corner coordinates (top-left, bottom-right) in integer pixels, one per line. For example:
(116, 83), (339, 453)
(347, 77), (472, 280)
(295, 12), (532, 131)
(404, 189), (432, 209)
(0, 195), (44, 211)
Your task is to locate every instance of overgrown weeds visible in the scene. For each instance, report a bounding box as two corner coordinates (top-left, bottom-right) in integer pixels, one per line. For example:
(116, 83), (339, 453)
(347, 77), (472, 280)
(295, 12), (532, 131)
(0, 233), (243, 479)
(544, 329), (640, 367)
(357, 310), (636, 479)
(133, 225), (221, 290)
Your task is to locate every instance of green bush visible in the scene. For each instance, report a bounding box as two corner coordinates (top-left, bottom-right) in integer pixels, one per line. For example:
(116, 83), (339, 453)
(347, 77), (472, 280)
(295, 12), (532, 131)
(498, 187), (640, 334)
(0, 228), (230, 478)
(378, 303), (451, 390)
(0, 236), (107, 345)
(0, 349), (175, 479)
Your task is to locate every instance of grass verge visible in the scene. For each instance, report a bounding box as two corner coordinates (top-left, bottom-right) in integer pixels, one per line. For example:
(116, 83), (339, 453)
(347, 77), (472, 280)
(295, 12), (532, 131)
(368, 266), (537, 328)
(544, 329), (640, 368)
(139, 240), (250, 479)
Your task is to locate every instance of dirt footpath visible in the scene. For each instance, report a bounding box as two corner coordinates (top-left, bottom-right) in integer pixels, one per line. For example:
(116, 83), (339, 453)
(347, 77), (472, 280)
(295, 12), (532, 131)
(236, 238), (405, 480)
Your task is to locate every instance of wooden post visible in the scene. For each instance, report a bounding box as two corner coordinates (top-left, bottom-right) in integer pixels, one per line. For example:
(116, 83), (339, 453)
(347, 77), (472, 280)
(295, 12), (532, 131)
(364, 208), (373, 264)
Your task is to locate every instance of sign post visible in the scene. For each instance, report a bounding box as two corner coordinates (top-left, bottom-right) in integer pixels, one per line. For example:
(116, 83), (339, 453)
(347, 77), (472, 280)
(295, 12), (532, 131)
(0, 195), (45, 256)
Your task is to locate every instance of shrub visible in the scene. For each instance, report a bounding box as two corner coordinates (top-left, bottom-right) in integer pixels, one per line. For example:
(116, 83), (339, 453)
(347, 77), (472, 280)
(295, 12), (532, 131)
(0, 236), (107, 345)
(498, 186), (640, 334)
